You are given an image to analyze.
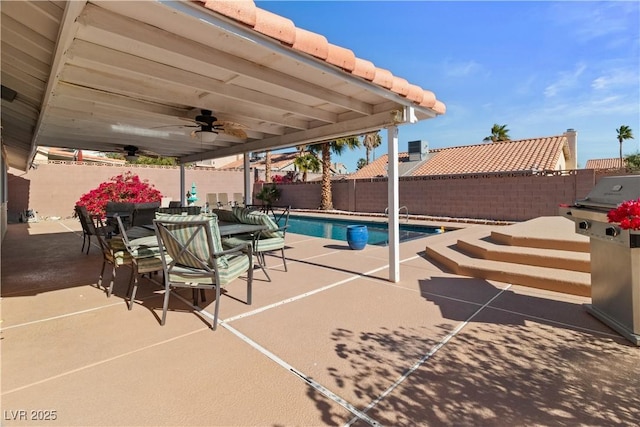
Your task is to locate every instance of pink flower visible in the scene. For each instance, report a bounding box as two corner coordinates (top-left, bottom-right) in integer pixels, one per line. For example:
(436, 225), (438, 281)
(75, 171), (162, 217)
(608, 198), (640, 230)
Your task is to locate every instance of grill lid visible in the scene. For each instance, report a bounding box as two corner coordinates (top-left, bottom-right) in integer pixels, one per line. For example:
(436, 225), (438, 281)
(576, 175), (640, 209)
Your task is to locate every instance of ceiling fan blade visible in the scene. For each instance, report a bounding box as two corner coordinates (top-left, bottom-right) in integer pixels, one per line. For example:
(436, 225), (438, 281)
(151, 124), (198, 129)
(220, 127), (247, 139)
(213, 120), (247, 129)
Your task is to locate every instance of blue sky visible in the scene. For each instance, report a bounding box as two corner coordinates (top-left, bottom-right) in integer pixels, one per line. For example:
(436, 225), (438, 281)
(256, 1), (640, 172)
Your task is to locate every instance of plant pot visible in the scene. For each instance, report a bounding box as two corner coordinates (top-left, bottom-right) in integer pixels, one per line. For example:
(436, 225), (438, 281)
(346, 225), (368, 250)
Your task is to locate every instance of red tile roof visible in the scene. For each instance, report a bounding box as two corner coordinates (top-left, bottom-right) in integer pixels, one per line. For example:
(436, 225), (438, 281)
(196, 1), (445, 115)
(350, 135), (571, 178)
(584, 158), (622, 169)
(221, 151), (300, 171)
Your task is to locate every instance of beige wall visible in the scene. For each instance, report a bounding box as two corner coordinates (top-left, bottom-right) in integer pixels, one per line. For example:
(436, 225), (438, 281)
(8, 162), (629, 223)
(263, 169), (627, 222)
(7, 162), (248, 221)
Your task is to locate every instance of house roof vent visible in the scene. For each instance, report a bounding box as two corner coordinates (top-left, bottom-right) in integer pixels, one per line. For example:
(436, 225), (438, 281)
(408, 140), (429, 162)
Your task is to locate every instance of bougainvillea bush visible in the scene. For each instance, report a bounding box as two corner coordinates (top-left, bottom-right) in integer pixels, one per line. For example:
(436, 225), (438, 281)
(607, 198), (640, 230)
(76, 172), (162, 217)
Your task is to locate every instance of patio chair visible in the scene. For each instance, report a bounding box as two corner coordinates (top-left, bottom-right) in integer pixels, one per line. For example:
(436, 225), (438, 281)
(130, 205), (159, 228)
(153, 216), (253, 330)
(168, 201), (181, 208)
(232, 192), (244, 206)
(224, 207), (289, 282)
(75, 205), (115, 254)
(114, 215), (164, 310)
(217, 192), (231, 207)
(94, 216), (134, 298)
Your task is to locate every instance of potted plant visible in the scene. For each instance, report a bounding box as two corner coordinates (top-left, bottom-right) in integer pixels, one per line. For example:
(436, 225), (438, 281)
(256, 184), (281, 207)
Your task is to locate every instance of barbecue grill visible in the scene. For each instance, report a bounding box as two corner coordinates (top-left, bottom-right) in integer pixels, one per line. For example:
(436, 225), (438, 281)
(561, 175), (640, 345)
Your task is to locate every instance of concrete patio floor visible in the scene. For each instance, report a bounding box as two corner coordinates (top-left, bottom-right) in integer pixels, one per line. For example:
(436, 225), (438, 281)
(1, 218), (639, 426)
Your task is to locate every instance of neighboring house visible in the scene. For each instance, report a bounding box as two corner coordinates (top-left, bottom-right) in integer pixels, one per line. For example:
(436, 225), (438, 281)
(351, 129), (578, 178)
(222, 151), (344, 181)
(34, 147), (126, 165)
(584, 158), (622, 169)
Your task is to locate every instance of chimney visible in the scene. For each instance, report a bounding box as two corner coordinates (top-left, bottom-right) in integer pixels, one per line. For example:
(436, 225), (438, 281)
(408, 140), (429, 162)
(564, 129), (577, 169)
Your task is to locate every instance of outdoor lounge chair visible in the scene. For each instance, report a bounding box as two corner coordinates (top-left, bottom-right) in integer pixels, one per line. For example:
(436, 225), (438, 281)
(153, 215), (253, 330)
(114, 215), (164, 310)
(217, 192), (231, 207)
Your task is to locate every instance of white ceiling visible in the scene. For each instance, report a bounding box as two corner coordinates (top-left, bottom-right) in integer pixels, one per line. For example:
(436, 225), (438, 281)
(1, 1), (442, 171)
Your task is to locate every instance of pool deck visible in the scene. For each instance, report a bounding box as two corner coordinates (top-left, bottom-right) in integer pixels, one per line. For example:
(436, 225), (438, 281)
(1, 217), (639, 426)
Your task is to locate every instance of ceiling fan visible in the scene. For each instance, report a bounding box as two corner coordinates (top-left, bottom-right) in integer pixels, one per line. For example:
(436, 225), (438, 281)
(173, 109), (248, 140)
(122, 145), (162, 161)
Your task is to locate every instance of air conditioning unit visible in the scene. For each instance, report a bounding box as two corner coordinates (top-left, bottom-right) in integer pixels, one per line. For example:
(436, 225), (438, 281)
(408, 140), (429, 162)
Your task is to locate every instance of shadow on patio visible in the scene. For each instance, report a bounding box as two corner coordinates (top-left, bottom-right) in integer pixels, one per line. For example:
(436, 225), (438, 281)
(1, 219), (638, 426)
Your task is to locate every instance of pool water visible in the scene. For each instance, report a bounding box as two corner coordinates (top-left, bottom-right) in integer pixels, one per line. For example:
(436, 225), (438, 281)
(279, 215), (442, 246)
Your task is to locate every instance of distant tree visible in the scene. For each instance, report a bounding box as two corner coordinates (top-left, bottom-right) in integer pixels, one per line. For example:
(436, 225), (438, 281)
(625, 152), (640, 171)
(616, 125), (634, 168)
(356, 158), (367, 170)
(134, 156), (177, 166)
(293, 152), (321, 182)
(362, 131), (382, 165)
(483, 124), (511, 142)
(310, 137), (361, 210)
(264, 150), (272, 183)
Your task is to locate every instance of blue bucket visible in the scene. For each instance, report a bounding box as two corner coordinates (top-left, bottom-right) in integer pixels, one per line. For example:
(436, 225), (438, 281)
(346, 225), (368, 250)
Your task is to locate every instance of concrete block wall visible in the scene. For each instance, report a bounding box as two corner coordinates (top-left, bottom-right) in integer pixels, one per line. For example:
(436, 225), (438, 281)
(7, 162), (247, 221)
(7, 162), (629, 223)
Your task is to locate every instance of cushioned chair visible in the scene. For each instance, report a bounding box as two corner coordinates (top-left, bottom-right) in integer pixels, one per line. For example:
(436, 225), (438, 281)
(217, 193), (231, 207)
(114, 215), (164, 310)
(94, 216), (134, 297)
(153, 214), (253, 330)
(75, 205), (115, 254)
(224, 207), (289, 282)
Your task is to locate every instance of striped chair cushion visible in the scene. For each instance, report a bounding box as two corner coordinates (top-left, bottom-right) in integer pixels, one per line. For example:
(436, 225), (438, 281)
(212, 208), (239, 223)
(167, 252), (250, 286)
(155, 213), (228, 268)
(233, 208), (282, 239)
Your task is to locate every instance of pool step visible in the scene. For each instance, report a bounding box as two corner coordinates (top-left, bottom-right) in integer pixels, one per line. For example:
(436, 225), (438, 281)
(424, 216), (591, 296)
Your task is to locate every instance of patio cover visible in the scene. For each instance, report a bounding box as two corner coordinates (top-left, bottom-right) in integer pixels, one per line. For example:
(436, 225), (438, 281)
(1, 0), (445, 170)
(1, 0), (445, 282)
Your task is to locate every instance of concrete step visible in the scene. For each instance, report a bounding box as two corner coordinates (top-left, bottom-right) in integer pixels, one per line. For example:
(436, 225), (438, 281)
(425, 241), (591, 297)
(456, 236), (590, 273)
(490, 216), (590, 252)
(423, 217), (591, 297)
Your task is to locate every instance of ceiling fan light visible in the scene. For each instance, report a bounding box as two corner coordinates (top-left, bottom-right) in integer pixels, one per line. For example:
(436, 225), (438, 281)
(125, 154), (138, 162)
(199, 130), (218, 143)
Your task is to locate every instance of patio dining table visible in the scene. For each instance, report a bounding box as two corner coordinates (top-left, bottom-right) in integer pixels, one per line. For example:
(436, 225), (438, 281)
(121, 222), (268, 248)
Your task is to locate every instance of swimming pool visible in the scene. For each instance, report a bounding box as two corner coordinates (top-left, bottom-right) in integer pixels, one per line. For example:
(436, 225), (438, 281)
(279, 215), (443, 246)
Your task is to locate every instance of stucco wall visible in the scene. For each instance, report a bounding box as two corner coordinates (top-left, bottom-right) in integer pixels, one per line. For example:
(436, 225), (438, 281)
(7, 162), (629, 223)
(259, 169), (627, 222)
(7, 162), (248, 221)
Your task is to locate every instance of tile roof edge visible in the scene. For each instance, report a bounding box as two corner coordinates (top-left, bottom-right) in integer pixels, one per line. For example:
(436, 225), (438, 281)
(196, 0), (444, 115)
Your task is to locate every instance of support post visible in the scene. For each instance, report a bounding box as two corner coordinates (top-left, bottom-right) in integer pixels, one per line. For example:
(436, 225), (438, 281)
(243, 153), (251, 205)
(387, 125), (400, 282)
(179, 164), (186, 206)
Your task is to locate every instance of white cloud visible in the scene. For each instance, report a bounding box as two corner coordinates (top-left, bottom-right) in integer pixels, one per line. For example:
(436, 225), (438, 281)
(592, 68), (640, 90)
(443, 59), (486, 78)
(544, 63), (587, 98)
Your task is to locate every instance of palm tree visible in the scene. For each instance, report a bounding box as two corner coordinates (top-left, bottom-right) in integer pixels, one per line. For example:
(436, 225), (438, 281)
(356, 158), (367, 170)
(362, 131), (382, 165)
(310, 137), (361, 210)
(616, 125), (634, 168)
(293, 152), (321, 182)
(264, 150), (272, 183)
(483, 124), (511, 142)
